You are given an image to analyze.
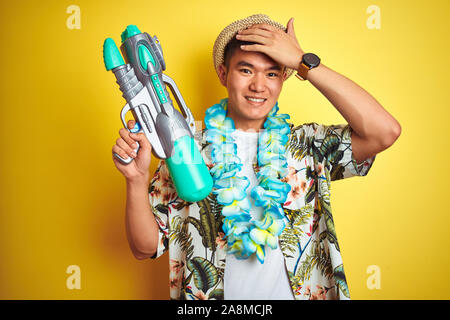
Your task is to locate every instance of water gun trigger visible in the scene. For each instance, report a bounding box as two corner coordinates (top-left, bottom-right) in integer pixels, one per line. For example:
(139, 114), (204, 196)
(120, 103), (143, 134)
(130, 121), (142, 133)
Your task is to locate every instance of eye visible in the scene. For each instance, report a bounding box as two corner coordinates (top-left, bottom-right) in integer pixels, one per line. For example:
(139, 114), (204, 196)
(239, 68), (251, 74)
(268, 72), (279, 77)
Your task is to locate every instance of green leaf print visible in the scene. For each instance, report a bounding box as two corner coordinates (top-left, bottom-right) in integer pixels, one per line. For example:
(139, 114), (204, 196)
(278, 225), (297, 256)
(319, 195), (340, 252)
(186, 216), (203, 237)
(197, 197), (218, 252)
(154, 203), (169, 215)
(320, 134), (341, 164)
(283, 205), (313, 230)
(330, 163), (346, 181)
(169, 216), (194, 259)
(296, 252), (315, 283)
(207, 193), (224, 235)
(186, 257), (219, 293)
(305, 166), (315, 181)
(288, 125), (314, 161)
(296, 239), (334, 282)
(311, 142), (324, 164)
(304, 179), (316, 204)
(208, 289), (224, 300)
(173, 199), (193, 211)
(281, 205), (313, 255)
(334, 264), (350, 298)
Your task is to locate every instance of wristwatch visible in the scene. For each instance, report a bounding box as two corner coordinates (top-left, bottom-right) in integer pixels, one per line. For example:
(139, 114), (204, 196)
(295, 53), (321, 81)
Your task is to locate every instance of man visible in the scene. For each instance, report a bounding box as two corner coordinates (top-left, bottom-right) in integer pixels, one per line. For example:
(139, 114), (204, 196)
(112, 14), (401, 300)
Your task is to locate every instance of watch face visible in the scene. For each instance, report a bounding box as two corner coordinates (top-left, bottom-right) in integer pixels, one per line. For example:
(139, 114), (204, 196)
(303, 53), (321, 68)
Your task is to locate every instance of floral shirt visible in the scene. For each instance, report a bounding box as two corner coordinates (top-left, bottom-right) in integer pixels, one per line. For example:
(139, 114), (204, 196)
(148, 122), (375, 300)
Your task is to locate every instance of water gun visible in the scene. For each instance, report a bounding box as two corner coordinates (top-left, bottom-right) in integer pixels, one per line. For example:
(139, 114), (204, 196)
(102, 25), (213, 202)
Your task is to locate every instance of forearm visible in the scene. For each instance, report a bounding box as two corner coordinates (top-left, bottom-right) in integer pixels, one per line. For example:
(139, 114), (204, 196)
(125, 177), (159, 259)
(307, 63), (401, 146)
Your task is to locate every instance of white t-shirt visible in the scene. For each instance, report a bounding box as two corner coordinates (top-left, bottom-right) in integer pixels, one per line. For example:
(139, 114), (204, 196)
(223, 129), (295, 300)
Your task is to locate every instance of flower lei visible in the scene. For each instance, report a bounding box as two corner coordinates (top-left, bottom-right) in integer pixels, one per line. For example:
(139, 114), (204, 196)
(204, 98), (292, 263)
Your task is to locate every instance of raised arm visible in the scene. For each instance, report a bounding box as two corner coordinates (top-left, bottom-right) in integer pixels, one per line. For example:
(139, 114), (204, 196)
(236, 18), (401, 164)
(307, 63), (401, 164)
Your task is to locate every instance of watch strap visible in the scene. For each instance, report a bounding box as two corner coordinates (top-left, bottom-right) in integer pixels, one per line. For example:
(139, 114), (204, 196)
(296, 61), (309, 81)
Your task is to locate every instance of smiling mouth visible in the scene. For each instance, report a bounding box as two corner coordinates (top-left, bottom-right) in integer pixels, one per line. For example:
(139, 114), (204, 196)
(245, 96), (267, 103)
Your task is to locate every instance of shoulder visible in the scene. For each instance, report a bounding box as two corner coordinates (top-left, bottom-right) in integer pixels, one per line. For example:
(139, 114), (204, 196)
(289, 122), (352, 141)
(289, 122), (321, 136)
(287, 122), (322, 148)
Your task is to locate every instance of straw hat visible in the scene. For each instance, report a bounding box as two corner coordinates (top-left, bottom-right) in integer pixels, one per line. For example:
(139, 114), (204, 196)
(212, 14), (296, 80)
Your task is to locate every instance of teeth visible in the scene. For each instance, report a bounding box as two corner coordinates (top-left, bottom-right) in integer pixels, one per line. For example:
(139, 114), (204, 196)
(246, 97), (265, 102)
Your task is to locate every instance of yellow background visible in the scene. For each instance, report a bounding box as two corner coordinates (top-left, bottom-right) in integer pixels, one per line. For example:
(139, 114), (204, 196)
(0, 0), (448, 299)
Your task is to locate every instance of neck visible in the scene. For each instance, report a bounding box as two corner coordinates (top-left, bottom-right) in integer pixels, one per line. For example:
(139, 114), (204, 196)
(234, 121), (265, 132)
(226, 110), (266, 132)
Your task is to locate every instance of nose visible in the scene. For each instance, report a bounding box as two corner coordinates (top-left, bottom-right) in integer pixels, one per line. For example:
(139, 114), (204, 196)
(249, 73), (266, 92)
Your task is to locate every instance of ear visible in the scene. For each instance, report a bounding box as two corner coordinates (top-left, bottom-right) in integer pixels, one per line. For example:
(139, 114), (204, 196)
(217, 63), (228, 87)
(282, 68), (288, 81)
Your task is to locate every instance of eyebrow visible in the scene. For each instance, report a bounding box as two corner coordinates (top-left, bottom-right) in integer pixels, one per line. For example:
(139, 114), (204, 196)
(236, 60), (282, 71)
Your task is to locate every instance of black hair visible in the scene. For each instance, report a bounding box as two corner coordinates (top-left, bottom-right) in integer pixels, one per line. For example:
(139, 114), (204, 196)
(223, 35), (256, 69)
(223, 35), (286, 74)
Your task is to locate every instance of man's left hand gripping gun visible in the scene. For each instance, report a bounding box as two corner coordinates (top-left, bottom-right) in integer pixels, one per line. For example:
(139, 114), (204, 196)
(103, 25), (213, 202)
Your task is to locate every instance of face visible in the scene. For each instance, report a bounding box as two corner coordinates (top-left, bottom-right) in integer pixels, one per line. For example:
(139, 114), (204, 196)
(218, 48), (287, 131)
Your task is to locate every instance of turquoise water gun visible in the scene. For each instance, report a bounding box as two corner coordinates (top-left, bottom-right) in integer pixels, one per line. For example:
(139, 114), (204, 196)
(103, 25), (213, 202)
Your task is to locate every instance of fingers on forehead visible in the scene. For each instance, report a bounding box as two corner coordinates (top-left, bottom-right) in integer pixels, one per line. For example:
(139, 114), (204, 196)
(248, 23), (279, 31)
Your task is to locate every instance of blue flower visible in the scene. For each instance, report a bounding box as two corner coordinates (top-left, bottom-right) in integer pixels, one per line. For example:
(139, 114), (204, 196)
(205, 105), (226, 125)
(253, 213), (274, 230)
(257, 162), (286, 177)
(210, 162), (242, 180)
(264, 204), (286, 221)
(222, 215), (252, 236)
(250, 181), (290, 207)
(255, 244), (265, 263)
(259, 176), (291, 195)
(258, 148), (287, 166)
(211, 143), (240, 164)
(250, 227), (278, 249)
(221, 198), (251, 217)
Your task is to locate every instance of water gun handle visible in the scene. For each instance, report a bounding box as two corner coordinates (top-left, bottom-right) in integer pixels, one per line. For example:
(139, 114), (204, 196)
(162, 74), (196, 136)
(113, 103), (143, 164)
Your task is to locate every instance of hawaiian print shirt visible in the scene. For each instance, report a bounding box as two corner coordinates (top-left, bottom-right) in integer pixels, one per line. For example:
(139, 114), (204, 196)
(148, 122), (375, 300)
